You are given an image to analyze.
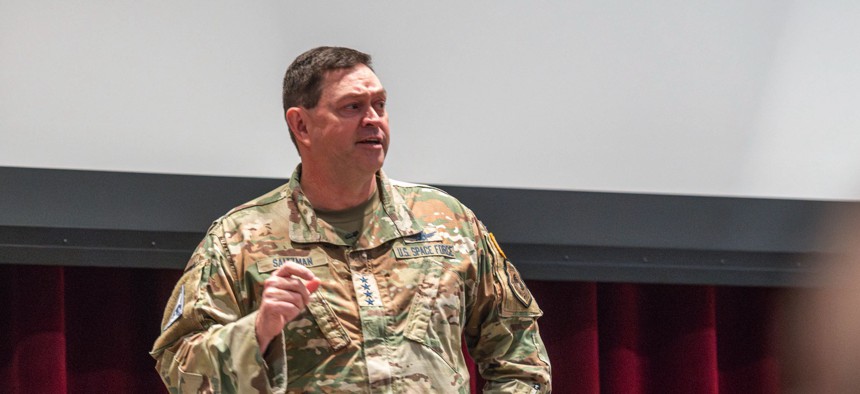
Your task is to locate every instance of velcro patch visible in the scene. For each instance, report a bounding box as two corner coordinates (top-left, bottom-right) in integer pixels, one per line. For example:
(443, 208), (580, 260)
(257, 255), (327, 273)
(163, 285), (184, 331)
(353, 273), (384, 308)
(393, 243), (455, 259)
(505, 260), (533, 308)
(402, 229), (443, 244)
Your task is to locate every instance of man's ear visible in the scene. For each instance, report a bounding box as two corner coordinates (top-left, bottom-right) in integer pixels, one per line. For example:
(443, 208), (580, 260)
(286, 107), (311, 147)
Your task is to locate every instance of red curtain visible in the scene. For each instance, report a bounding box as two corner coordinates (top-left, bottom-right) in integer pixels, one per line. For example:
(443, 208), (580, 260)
(0, 264), (783, 393)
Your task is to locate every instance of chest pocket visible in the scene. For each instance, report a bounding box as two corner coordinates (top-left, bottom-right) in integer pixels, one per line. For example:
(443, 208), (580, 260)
(396, 239), (466, 378)
(403, 258), (444, 343)
(254, 252), (351, 352)
(395, 237), (464, 337)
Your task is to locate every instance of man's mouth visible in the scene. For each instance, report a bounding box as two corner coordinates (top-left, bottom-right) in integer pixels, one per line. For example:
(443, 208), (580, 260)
(357, 137), (382, 146)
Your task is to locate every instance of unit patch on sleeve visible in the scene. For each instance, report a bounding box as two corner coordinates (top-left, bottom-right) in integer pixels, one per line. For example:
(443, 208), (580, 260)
(505, 259), (533, 308)
(163, 285), (184, 331)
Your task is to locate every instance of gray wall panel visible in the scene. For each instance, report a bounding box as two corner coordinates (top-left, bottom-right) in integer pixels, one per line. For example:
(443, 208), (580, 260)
(2, 166), (851, 286)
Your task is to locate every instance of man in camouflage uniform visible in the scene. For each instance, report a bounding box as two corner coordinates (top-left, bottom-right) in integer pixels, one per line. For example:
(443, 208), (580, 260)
(151, 47), (551, 393)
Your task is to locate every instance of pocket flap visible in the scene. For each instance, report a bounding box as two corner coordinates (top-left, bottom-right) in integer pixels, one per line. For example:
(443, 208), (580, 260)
(305, 294), (352, 351)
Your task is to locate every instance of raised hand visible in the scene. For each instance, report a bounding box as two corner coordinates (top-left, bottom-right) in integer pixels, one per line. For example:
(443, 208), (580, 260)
(255, 262), (321, 352)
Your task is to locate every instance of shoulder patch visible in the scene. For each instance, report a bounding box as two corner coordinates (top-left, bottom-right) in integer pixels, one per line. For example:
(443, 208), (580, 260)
(163, 285), (184, 331)
(504, 259), (533, 308)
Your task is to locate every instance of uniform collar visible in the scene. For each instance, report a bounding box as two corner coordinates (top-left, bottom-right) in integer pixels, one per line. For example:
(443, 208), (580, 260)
(286, 165), (423, 249)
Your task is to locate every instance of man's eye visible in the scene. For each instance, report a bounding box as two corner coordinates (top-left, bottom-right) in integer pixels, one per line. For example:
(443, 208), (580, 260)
(344, 103), (360, 110)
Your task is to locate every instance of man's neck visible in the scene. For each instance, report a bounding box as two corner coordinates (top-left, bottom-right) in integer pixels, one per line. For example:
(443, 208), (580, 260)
(299, 164), (378, 212)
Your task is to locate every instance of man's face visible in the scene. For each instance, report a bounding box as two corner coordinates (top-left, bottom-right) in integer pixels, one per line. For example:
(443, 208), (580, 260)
(298, 64), (389, 178)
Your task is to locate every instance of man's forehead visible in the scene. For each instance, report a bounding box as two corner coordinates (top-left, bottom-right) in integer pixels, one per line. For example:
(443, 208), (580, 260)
(321, 65), (385, 97)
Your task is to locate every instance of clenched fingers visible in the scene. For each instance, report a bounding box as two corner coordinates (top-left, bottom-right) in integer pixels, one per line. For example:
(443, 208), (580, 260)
(273, 262), (316, 282)
(263, 275), (312, 307)
(256, 262), (321, 351)
(263, 280), (310, 307)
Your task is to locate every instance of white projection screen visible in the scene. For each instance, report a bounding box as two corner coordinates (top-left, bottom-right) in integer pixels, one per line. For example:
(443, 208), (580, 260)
(2, 1), (859, 201)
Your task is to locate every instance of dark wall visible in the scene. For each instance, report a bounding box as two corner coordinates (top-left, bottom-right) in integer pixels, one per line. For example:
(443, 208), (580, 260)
(2, 166), (853, 286)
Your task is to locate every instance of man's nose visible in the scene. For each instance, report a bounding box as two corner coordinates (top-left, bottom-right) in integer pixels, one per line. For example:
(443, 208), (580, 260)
(362, 107), (384, 127)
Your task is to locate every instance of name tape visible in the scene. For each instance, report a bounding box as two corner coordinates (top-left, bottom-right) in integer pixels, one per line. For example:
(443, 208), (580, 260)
(393, 243), (454, 259)
(257, 255), (326, 272)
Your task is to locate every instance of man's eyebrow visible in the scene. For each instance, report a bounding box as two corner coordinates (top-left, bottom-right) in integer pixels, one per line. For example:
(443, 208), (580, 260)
(337, 89), (387, 101)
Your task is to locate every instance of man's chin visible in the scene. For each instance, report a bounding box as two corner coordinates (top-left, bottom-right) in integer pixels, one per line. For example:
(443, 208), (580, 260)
(354, 157), (385, 175)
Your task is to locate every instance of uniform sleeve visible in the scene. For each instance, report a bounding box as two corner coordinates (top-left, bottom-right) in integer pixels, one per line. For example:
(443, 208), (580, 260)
(464, 219), (552, 394)
(149, 224), (288, 394)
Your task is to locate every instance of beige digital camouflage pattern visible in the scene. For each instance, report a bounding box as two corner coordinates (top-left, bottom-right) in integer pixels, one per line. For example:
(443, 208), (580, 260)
(151, 166), (551, 393)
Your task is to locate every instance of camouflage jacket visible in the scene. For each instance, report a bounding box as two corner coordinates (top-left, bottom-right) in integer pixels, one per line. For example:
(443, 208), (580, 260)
(151, 166), (551, 393)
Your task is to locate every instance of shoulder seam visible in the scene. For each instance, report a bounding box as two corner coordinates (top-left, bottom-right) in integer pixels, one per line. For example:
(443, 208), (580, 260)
(222, 185), (290, 219)
(390, 180), (454, 198)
